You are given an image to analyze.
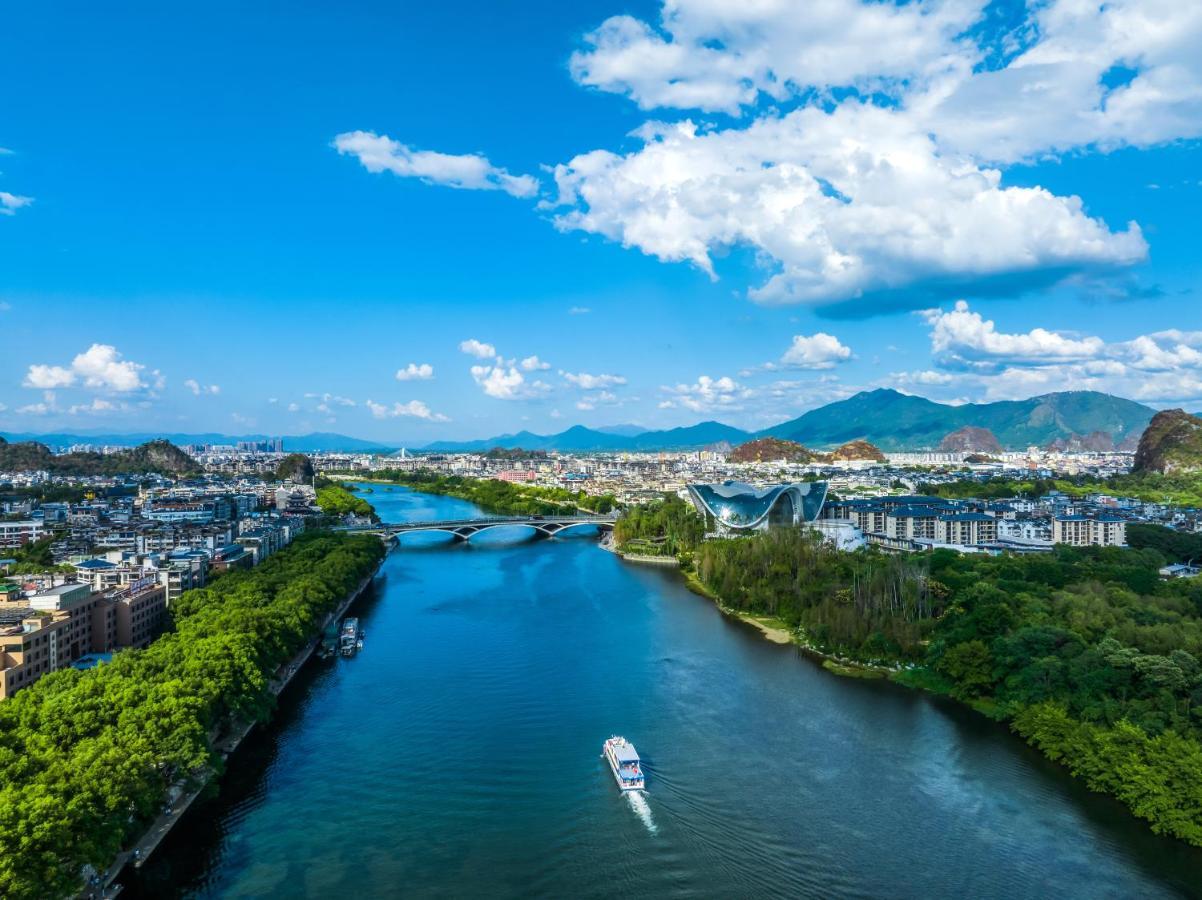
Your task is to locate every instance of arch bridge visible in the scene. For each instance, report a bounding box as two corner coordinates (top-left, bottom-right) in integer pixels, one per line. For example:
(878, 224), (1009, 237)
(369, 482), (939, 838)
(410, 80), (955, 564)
(341, 514), (616, 543)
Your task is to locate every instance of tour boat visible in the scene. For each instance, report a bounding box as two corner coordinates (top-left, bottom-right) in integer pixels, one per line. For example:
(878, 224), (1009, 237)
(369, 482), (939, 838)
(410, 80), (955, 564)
(602, 736), (645, 792)
(340, 618), (360, 657)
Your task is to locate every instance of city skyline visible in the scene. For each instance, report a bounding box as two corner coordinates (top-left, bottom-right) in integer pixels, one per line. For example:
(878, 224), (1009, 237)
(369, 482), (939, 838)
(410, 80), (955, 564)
(2, 1), (1201, 440)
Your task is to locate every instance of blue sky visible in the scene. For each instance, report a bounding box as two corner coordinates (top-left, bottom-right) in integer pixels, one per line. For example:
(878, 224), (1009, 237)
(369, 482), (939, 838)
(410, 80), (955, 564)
(1, 0), (1200, 441)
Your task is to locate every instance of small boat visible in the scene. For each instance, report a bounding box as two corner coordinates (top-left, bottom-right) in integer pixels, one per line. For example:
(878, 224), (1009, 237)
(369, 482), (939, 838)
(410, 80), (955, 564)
(602, 736), (645, 792)
(340, 618), (360, 657)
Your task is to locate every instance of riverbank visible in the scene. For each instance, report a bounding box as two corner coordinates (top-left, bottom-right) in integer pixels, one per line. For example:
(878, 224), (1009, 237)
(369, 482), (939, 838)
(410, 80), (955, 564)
(90, 554), (384, 899)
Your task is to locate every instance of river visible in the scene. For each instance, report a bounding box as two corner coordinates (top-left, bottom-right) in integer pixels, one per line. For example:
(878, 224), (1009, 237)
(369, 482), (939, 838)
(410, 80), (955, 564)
(126, 486), (1202, 898)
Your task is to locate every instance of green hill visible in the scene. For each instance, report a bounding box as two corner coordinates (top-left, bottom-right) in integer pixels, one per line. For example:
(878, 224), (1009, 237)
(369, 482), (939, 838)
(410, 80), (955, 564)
(1132, 409), (1202, 475)
(0, 438), (197, 476)
(762, 389), (1155, 451)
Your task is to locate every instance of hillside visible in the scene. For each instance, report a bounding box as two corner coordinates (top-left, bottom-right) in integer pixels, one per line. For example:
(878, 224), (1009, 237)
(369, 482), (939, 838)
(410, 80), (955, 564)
(729, 437), (813, 463)
(0, 438), (196, 476)
(762, 389), (1155, 450)
(827, 439), (886, 462)
(939, 426), (1002, 454)
(1132, 409), (1202, 475)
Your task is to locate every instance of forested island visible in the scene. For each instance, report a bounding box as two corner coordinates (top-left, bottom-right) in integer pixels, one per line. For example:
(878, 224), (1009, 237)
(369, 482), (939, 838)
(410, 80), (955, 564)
(0, 532), (385, 900)
(336, 469), (617, 515)
(615, 495), (1202, 847)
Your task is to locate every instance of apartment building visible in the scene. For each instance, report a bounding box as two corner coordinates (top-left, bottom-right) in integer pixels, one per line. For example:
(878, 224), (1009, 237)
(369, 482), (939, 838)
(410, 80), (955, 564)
(1052, 515), (1128, 547)
(936, 513), (998, 546)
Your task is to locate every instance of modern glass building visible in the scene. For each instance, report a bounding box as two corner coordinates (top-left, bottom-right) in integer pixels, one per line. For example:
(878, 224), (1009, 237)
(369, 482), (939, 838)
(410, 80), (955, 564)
(686, 481), (828, 534)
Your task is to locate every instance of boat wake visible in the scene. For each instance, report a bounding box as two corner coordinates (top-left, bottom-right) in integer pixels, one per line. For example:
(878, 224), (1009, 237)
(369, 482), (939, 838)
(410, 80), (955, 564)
(625, 790), (657, 835)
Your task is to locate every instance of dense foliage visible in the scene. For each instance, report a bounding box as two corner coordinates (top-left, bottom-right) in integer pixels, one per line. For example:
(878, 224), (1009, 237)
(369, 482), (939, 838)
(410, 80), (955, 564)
(1, 535), (73, 575)
(919, 473), (1202, 507)
(315, 483), (375, 518)
(613, 495), (704, 557)
(1127, 523), (1202, 564)
(692, 529), (1202, 844)
(349, 469), (617, 515)
(0, 532), (384, 899)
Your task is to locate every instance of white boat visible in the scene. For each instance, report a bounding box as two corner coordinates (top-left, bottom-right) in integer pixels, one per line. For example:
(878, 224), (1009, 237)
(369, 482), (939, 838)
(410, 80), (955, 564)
(602, 736), (645, 792)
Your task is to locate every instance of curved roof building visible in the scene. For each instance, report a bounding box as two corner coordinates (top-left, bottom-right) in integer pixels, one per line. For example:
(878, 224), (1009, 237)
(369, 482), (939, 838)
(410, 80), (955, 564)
(686, 481), (828, 533)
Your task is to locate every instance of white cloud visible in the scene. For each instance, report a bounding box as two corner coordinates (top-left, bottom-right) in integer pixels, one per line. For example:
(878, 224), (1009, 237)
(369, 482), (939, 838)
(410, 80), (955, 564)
(919, 300), (1202, 404)
(470, 363), (551, 400)
(570, 1), (979, 115)
(568, 306), (592, 315)
(24, 364), (75, 390)
(560, 370), (627, 389)
(780, 333), (852, 369)
(923, 300), (1104, 368)
(520, 355), (551, 371)
(24, 344), (148, 393)
(396, 362), (434, 381)
(660, 374), (751, 413)
(334, 131), (538, 198)
(68, 398), (119, 416)
(459, 338), (497, 359)
(184, 378), (221, 396)
(0, 192), (33, 216)
(287, 402), (300, 413)
(576, 400), (595, 411)
(367, 399), (450, 422)
(549, 112), (1145, 308)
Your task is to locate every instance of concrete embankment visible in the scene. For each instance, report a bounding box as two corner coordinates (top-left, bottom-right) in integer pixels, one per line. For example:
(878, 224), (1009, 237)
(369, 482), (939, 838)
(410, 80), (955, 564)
(89, 561), (383, 899)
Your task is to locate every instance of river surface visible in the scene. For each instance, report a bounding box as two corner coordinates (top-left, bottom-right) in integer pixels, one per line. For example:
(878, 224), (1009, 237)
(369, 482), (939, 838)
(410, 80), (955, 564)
(128, 486), (1202, 898)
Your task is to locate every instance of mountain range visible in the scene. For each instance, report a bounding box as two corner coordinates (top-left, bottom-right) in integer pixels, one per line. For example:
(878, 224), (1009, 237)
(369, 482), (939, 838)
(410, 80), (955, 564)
(422, 390), (1158, 453)
(1, 390), (1171, 455)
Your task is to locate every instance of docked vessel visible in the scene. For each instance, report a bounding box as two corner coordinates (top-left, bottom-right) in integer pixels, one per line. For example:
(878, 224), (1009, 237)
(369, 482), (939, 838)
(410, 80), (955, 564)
(602, 736), (645, 792)
(340, 618), (360, 657)
(319, 620), (341, 659)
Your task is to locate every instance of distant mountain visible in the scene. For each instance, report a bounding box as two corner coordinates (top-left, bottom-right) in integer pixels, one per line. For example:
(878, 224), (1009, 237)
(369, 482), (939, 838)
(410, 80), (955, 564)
(0, 431), (394, 453)
(594, 424), (649, 437)
(761, 389), (1155, 451)
(421, 421), (750, 453)
(1132, 409), (1202, 475)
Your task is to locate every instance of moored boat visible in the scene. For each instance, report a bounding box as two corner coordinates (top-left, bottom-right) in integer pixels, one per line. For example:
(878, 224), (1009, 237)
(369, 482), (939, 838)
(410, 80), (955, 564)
(319, 620), (341, 659)
(602, 736), (645, 792)
(340, 617), (360, 656)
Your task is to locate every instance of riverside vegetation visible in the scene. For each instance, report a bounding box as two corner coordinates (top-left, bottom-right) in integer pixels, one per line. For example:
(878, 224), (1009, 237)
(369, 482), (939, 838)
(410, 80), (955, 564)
(339, 469), (618, 516)
(616, 496), (1202, 847)
(0, 532), (385, 900)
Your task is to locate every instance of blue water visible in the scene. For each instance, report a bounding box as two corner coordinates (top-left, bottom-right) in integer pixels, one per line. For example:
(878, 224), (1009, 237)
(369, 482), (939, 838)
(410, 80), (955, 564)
(128, 486), (1202, 898)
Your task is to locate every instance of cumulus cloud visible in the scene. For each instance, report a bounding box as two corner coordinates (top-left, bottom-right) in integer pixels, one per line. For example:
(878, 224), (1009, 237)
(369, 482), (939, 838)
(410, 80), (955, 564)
(334, 131), (538, 198)
(568, 306), (592, 315)
(548, 112), (1145, 309)
(560, 371), (627, 389)
(923, 300), (1104, 369)
(184, 379), (221, 396)
(396, 362), (434, 381)
(569, 0), (979, 114)
(459, 338), (497, 359)
(366, 399), (450, 422)
(520, 355), (551, 371)
(780, 333), (853, 369)
(660, 374), (751, 413)
(919, 300), (1202, 403)
(470, 362), (551, 400)
(0, 192), (33, 216)
(24, 344), (149, 393)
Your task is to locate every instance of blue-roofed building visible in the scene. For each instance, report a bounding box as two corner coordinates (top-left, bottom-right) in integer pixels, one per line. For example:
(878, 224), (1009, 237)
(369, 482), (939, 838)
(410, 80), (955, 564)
(686, 481), (827, 534)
